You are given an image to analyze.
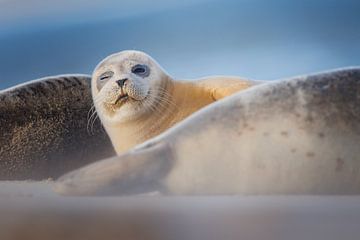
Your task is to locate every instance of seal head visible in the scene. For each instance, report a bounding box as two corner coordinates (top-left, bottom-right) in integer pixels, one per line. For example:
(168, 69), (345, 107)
(92, 50), (170, 124)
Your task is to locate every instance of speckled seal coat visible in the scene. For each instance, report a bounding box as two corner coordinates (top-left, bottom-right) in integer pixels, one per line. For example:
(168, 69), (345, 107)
(0, 75), (114, 180)
(55, 68), (360, 196)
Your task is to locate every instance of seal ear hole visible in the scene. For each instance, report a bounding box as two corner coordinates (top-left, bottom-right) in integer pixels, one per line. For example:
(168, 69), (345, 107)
(98, 71), (114, 81)
(131, 64), (150, 77)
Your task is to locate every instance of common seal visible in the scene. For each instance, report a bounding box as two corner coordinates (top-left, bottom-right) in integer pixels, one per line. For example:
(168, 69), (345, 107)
(0, 75), (114, 180)
(55, 68), (360, 196)
(92, 50), (261, 153)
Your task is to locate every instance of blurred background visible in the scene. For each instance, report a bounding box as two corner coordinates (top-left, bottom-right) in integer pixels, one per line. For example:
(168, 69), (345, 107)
(0, 0), (359, 89)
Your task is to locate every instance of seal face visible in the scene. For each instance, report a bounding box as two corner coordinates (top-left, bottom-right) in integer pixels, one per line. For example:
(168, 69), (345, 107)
(92, 50), (168, 124)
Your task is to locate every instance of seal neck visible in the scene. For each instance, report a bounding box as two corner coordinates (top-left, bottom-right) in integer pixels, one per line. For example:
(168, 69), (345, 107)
(140, 76), (213, 131)
(108, 76), (214, 154)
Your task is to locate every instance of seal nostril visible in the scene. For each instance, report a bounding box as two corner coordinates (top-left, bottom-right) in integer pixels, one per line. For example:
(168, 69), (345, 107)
(116, 78), (128, 88)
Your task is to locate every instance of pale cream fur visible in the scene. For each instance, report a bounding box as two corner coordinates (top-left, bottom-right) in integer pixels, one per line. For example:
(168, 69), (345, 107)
(92, 50), (259, 154)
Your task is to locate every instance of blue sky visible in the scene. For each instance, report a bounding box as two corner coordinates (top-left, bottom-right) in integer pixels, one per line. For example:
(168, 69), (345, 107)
(0, 0), (359, 89)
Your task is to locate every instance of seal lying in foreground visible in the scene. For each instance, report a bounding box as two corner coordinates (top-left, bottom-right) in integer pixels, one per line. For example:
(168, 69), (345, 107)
(55, 68), (360, 196)
(0, 75), (115, 180)
(93, 50), (260, 153)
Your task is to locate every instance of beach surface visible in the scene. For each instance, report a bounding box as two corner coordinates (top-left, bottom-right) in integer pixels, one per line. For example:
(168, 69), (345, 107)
(0, 181), (359, 240)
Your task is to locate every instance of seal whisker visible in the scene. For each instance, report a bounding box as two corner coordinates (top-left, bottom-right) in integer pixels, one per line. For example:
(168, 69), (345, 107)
(87, 95), (105, 135)
(90, 114), (100, 135)
(148, 87), (177, 108)
(150, 94), (178, 111)
(86, 105), (96, 135)
(87, 108), (98, 135)
(144, 94), (171, 113)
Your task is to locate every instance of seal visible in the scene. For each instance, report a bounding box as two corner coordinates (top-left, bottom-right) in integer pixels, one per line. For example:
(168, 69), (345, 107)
(55, 68), (360, 196)
(92, 50), (260, 153)
(0, 75), (114, 180)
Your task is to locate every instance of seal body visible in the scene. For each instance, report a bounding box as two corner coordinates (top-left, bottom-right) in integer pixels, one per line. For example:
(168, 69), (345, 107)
(92, 50), (259, 153)
(0, 75), (114, 180)
(55, 68), (360, 196)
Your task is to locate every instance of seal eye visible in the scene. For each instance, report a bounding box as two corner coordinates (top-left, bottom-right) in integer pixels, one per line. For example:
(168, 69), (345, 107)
(99, 71), (114, 81)
(131, 64), (149, 77)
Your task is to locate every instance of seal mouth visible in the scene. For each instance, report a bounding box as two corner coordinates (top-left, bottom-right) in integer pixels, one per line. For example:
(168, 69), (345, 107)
(114, 93), (129, 105)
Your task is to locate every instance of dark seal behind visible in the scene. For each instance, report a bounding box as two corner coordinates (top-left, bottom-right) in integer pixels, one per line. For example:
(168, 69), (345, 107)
(0, 75), (115, 180)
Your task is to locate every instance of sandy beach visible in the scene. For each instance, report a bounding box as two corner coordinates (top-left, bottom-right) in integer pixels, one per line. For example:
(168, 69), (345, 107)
(0, 181), (359, 240)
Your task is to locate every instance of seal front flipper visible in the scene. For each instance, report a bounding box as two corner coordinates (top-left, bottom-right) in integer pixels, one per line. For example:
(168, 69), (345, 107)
(54, 141), (173, 196)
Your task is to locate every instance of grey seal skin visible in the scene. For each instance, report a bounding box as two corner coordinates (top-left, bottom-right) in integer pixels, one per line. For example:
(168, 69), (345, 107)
(0, 75), (114, 180)
(55, 68), (360, 196)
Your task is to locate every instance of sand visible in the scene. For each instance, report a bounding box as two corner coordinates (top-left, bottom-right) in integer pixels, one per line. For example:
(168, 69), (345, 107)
(0, 181), (359, 240)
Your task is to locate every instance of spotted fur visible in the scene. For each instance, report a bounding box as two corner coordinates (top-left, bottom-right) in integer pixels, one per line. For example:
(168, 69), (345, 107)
(0, 75), (114, 180)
